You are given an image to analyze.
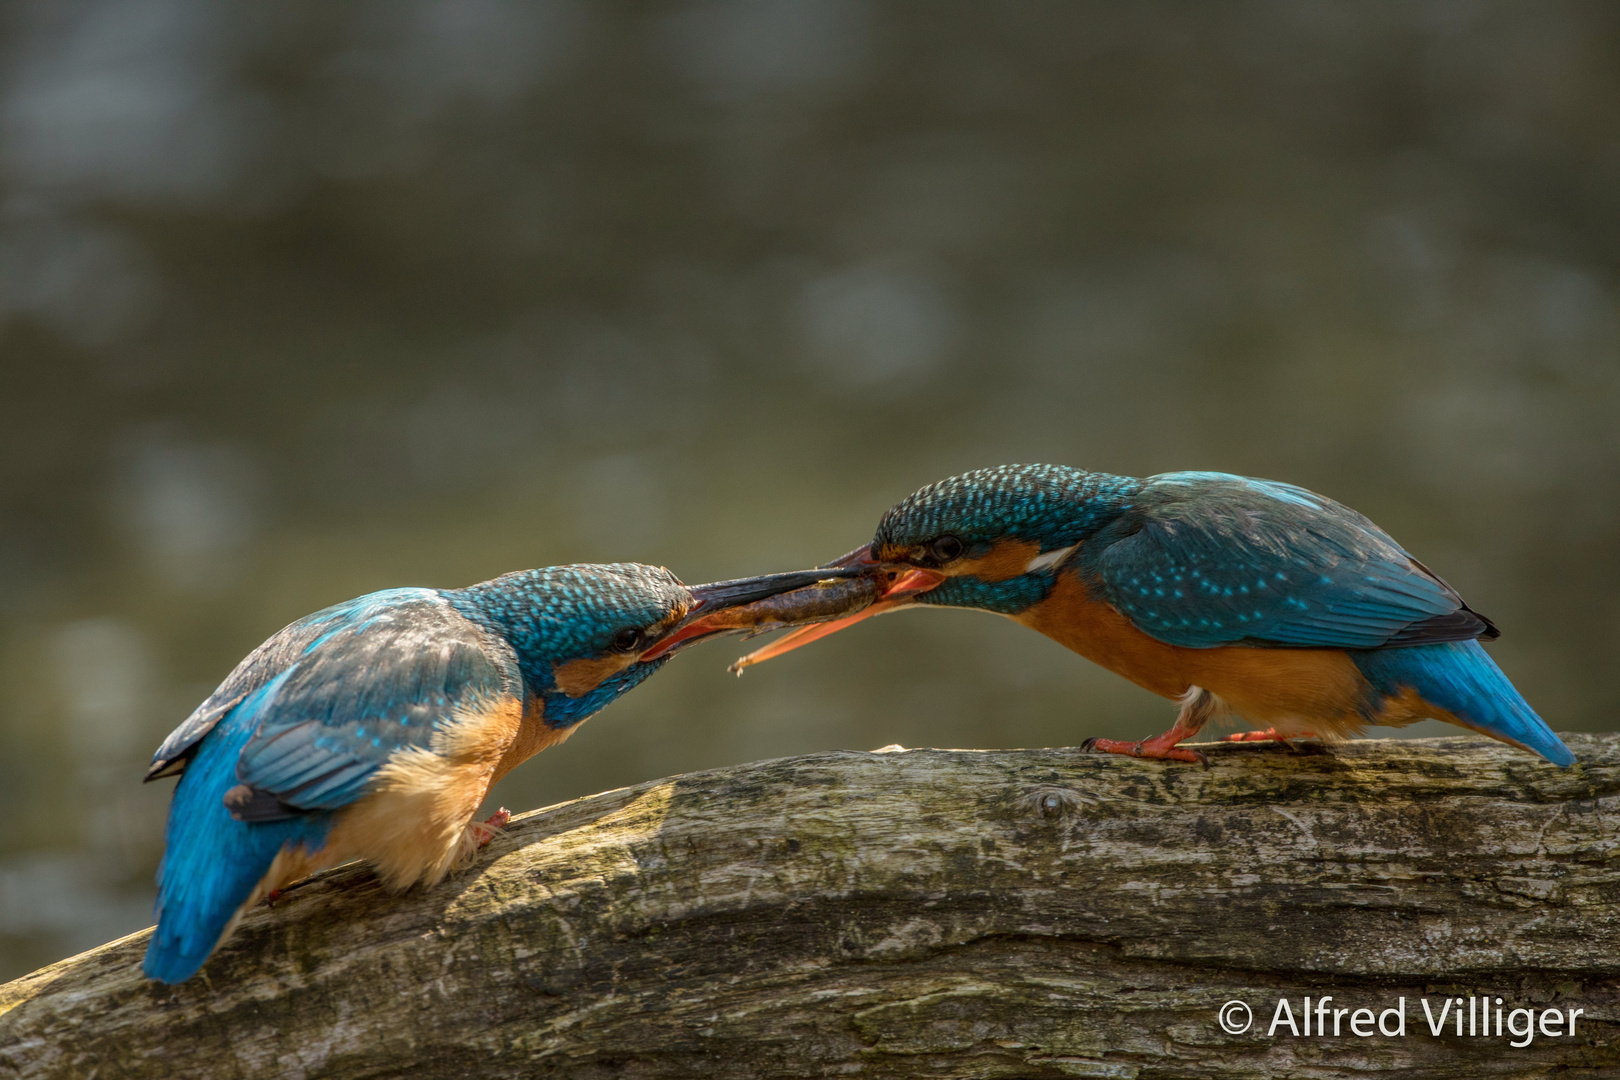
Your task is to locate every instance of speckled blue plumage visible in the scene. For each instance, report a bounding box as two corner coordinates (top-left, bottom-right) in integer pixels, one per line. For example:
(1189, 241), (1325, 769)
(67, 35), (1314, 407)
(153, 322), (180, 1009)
(446, 564), (688, 727)
(877, 464), (1141, 554)
(1081, 471), (1487, 650)
(927, 574), (1053, 614)
(877, 465), (1140, 614)
(143, 563), (693, 984)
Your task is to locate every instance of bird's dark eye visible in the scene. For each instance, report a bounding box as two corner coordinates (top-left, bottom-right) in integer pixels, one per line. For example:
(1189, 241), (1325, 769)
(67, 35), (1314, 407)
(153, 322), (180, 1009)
(611, 627), (644, 654)
(929, 534), (965, 563)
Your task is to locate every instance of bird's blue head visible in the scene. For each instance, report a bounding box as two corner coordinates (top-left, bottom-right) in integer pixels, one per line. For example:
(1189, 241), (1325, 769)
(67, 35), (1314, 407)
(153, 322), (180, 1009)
(859, 464), (1141, 614)
(724, 465), (1145, 672)
(447, 562), (851, 727)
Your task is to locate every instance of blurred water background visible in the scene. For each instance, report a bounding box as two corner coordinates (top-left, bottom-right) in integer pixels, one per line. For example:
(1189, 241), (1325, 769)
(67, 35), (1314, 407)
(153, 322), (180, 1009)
(1, 0), (1617, 980)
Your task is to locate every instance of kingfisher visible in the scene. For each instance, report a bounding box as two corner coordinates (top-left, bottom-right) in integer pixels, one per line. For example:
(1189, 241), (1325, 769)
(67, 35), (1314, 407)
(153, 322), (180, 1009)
(141, 561), (849, 984)
(732, 465), (1575, 769)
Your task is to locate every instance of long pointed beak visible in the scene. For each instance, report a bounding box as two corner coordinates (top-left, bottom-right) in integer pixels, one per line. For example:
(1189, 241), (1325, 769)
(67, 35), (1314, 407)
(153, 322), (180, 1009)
(727, 543), (945, 672)
(818, 543), (882, 570)
(638, 566), (864, 660)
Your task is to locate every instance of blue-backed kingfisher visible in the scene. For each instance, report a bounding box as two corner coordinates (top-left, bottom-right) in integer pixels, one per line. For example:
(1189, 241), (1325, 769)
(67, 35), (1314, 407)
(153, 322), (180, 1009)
(733, 465), (1575, 769)
(141, 561), (850, 984)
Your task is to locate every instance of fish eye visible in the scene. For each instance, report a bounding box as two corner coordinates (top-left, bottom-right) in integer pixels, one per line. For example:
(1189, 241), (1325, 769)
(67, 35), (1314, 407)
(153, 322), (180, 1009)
(611, 627), (644, 653)
(928, 534), (965, 563)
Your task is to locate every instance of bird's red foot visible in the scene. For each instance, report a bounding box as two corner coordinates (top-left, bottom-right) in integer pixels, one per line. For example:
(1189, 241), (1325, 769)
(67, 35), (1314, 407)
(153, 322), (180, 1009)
(1082, 736), (1209, 769)
(1220, 729), (1318, 743)
(470, 807), (511, 848)
(265, 874), (320, 906)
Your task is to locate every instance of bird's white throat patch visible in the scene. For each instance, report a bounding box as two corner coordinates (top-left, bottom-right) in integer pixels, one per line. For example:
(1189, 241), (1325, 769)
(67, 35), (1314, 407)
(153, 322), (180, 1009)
(1024, 543), (1078, 574)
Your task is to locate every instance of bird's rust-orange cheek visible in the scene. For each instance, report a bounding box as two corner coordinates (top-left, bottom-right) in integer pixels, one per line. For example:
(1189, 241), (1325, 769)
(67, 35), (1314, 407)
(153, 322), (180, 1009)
(552, 653), (638, 697)
(554, 606), (690, 690)
(875, 538), (1044, 582)
(949, 538), (1043, 582)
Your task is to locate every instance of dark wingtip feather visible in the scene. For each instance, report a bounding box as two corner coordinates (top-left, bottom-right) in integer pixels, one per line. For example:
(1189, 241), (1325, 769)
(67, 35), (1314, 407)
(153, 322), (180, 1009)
(1403, 556), (1499, 641)
(144, 756), (187, 783)
(1385, 608), (1498, 646)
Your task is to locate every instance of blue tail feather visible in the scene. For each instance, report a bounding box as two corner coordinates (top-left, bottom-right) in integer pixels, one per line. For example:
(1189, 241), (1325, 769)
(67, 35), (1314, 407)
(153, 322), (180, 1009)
(1350, 640), (1574, 767)
(144, 673), (334, 984)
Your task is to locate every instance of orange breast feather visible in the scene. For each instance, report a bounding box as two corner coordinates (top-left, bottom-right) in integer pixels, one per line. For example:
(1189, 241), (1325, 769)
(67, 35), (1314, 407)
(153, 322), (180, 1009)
(237, 693), (572, 919)
(1018, 573), (1375, 737)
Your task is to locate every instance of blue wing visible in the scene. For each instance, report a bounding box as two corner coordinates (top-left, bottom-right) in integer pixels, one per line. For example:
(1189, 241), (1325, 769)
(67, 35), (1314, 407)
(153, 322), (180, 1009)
(1079, 472), (1496, 650)
(146, 614), (328, 781)
(147, 587), (522, 820)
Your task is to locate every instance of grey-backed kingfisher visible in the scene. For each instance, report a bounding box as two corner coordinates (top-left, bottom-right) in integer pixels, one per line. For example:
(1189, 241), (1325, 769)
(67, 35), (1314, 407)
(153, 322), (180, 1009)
(142, 561), (850, 984)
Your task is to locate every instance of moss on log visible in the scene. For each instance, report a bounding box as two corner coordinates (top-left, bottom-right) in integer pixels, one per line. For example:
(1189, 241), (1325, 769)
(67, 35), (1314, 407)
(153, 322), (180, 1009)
(3, 735), (1620, 1079)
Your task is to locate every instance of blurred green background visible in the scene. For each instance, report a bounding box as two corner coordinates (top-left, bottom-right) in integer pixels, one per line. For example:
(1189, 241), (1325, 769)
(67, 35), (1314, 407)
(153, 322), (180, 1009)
(2, 1), (1617, 981)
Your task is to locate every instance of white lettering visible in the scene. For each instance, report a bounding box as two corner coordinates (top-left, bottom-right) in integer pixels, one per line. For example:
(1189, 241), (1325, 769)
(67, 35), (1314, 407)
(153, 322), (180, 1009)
(1379, 999), (1406, 1037)
(1421, 997), (1452, 1037)
(1268, 998), (1300, 1037)
(1249, 997), (1584, 1043)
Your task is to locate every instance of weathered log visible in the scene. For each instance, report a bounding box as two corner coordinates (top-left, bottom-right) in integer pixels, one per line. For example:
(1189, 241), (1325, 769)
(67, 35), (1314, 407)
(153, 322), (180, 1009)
(3, 734), (1619, 1079)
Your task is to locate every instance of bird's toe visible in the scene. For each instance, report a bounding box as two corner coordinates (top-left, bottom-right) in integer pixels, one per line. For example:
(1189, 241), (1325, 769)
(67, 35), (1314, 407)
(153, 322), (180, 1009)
(470, 807), (512, 849)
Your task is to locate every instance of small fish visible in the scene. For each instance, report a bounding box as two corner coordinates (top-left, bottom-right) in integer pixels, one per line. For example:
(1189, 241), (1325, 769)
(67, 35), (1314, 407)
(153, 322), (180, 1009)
(721, 575), (884, 640)
(727, 569), (937, 673)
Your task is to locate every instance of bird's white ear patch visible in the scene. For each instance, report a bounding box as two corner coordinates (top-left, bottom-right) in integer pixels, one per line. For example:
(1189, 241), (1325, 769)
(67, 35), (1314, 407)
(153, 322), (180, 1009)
(1024, 544), (1078, 573)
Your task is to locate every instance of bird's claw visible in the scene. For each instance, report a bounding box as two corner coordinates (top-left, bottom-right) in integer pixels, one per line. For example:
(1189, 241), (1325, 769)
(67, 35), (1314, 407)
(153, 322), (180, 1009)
(1221, 728), (1318, 743)
(1082, 736), (1209, 769)
(471, 807), (512, 849)
(264, 874), (323, 906)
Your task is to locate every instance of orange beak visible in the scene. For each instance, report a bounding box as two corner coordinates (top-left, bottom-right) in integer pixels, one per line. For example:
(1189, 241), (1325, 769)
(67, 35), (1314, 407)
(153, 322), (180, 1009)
(727, 544), (945, 673)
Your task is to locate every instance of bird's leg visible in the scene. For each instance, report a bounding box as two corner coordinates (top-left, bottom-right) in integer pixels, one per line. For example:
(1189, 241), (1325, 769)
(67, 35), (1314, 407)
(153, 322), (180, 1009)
(469, 807), (511, 849)
(1083, 687), (1217, 768)
(451, 807), (514, 872)
(1221, 728), (1318, 743)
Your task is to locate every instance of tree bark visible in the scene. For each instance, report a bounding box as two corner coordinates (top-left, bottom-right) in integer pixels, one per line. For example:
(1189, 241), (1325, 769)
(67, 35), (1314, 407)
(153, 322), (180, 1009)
(2, 734), (1618, 1080)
